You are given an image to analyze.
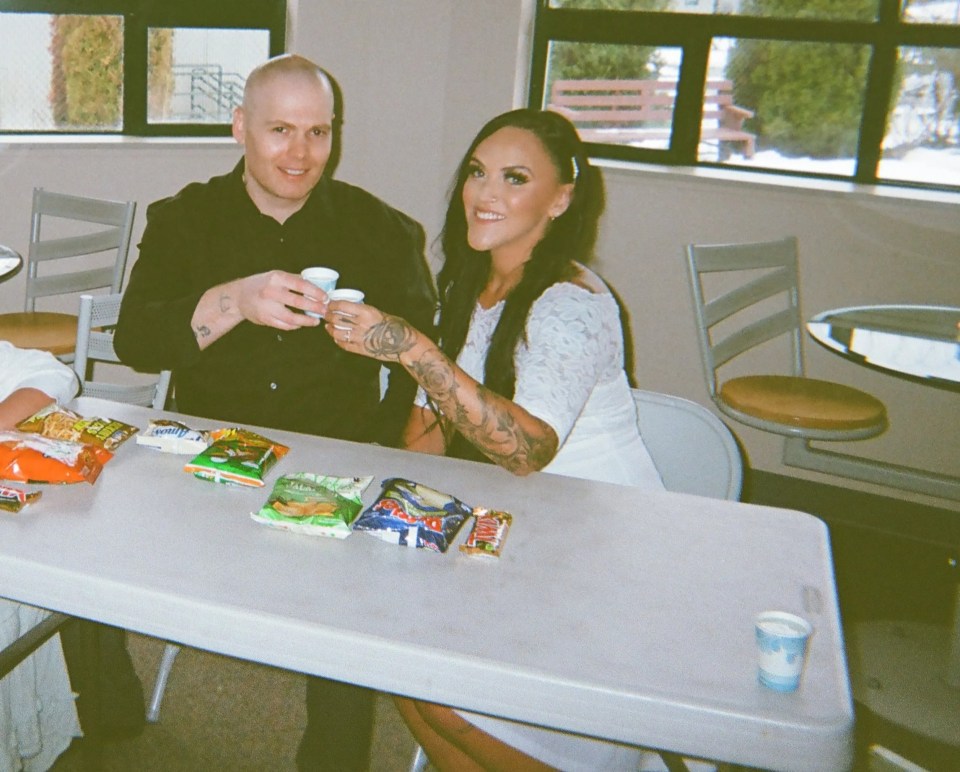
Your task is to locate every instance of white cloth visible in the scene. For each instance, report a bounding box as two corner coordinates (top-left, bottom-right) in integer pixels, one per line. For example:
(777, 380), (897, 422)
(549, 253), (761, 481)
(0, 343), (79, 407)
(417, 272), (666, 770)
(0, 343), (81, 771)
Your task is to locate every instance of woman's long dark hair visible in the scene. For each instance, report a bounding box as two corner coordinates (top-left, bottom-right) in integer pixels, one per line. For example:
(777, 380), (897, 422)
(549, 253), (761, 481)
(436, 108), (605, 400)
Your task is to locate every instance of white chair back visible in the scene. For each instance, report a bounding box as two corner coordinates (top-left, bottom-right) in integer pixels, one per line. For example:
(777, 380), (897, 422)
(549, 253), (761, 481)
(632, 389), (742, 500)
(73, 293), (170, 410)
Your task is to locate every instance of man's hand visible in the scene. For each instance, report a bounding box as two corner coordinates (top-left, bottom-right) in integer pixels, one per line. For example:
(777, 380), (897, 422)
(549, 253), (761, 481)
(191, 270), (327, 350)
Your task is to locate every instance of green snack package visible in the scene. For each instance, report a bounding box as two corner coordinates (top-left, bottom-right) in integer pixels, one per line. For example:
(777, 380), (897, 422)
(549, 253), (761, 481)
(251, 473), (374, 539)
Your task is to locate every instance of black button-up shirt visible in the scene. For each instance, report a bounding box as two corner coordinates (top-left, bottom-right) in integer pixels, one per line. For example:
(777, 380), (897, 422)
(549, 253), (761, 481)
(115, 162), (436, 446)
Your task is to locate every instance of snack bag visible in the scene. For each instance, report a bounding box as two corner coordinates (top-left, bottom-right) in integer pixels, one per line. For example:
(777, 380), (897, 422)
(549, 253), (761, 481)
(136, 420), (211, 455)
(0, 432), (111, 485)
(17, 404), (138, 452)
(460, 508), (512, 559)
(352, 478), (471, 552)
(252, 473), (373, 539)
(0, 483), (41, 512)
(184, 428), (288, 487)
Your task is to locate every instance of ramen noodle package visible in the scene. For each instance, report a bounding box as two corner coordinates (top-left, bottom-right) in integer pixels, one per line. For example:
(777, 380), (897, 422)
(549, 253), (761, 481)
(252, 473), (374, 539)
(0, 483), (41, 512)
(460, 508), (512, 559)
(0, 432), (111, 485)
(17, 405), (138, 452)
(137, 419), (211, 455)
(184, 428), (288, 487)
(352, 478), (471, 552)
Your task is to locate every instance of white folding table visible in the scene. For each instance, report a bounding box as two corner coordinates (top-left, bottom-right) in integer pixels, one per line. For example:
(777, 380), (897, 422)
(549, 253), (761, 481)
(0, 397), (854, 770)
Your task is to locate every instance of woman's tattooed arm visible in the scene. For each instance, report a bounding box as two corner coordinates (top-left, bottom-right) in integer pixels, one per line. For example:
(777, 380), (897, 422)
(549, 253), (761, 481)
(364, 316), (557, 474)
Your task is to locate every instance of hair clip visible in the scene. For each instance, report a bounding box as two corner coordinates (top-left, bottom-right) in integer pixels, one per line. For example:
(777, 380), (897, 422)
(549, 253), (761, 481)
(571, 156), (580, 181)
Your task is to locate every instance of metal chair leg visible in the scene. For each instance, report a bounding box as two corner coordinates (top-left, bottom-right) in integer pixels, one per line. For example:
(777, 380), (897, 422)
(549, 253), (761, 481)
(146, 643), (181, 722)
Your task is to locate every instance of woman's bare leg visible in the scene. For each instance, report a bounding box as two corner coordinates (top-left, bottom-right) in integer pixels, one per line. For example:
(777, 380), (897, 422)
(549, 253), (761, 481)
(393, 697), (556, 772)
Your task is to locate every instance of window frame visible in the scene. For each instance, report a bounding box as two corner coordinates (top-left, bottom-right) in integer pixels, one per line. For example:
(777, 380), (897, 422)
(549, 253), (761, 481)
(529, 0), (960, 193)
(0, 0), (286, 137)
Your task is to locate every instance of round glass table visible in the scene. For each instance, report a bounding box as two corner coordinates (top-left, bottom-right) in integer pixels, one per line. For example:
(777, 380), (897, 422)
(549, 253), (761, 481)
(807, 304), (960, 390)
(0, 245), (22, 284)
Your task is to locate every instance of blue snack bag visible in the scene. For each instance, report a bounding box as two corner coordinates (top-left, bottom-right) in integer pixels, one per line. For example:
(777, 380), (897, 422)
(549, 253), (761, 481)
(352, 478), (471, 552)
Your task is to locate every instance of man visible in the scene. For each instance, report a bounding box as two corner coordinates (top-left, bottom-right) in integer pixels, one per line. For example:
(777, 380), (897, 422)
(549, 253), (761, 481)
(115, 54), (435, 770)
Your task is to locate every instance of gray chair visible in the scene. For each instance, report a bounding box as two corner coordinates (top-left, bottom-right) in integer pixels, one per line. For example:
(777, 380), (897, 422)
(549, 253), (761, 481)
(0, 188), (136, 361)
(684, 237), (887, 448)
(408, 389), (743, 771)
(73, 293), (171, 410)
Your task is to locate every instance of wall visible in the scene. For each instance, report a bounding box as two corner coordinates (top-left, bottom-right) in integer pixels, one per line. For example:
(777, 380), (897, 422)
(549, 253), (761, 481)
(0, 0), (957, 515)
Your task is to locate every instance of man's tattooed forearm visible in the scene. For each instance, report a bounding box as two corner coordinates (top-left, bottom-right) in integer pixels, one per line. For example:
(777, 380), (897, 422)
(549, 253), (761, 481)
(362, 316), (418, 359)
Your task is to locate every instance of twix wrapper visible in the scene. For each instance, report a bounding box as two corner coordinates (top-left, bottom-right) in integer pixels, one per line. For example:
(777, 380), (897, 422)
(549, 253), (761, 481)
(0, 484), (41, 513)
(460, 507), (512, 558)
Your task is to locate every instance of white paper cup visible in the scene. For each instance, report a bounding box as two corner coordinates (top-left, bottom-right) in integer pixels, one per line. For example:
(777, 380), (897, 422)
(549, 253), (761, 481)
(327, 288), (364, 303)
(755, 611), (812, 692)
(300, 267), (339, 317)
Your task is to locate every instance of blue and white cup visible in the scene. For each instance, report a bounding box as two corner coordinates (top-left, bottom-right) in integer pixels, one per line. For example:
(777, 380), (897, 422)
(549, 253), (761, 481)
(755, 611), (812, 692)
(300, 267), (339, 317)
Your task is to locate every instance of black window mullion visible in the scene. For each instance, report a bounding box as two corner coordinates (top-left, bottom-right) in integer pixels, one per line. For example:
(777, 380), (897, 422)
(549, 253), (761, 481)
(533, 2), (960, 193)
(123, 6), (147, 136)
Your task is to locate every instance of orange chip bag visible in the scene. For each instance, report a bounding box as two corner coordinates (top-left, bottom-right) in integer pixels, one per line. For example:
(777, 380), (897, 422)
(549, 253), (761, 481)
(18, 405), (138, 452)
(0, 431), (111, 485)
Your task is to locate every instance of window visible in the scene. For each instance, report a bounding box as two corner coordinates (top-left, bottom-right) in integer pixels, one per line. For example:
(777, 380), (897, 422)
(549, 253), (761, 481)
(530, 0), (960, 192)
(0, 0), (285, 136)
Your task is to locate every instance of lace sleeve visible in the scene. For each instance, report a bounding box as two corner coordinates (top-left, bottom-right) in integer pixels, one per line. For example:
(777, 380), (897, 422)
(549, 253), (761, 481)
(513, 284), (622, 444)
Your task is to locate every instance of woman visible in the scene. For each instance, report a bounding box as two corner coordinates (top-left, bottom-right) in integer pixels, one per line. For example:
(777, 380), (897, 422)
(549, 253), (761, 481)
(0, 342), (81, 771)
(325, 109), (664, 770)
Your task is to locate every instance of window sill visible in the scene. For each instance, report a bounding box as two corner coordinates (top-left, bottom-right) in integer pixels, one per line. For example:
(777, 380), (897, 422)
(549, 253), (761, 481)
(594, 158), (960, 209)
(0, 135), (237, 150)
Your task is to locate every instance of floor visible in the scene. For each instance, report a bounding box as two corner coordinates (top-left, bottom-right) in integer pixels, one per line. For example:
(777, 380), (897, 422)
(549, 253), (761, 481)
(50, 632), (419, 771)
(46, 470), (960, 771)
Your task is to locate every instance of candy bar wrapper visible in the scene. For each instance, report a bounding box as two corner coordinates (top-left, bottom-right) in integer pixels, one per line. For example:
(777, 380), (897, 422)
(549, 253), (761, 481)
(0, 431), (111, 485)
(353, 478), (471, 553)
(184, 428), (288, 488)
(252, 473), (373, 539)
(137, 420), (211, 455)
(460, 508), (512, 558)
(18, 404), (138, 452)
(0, 483), (41, 513)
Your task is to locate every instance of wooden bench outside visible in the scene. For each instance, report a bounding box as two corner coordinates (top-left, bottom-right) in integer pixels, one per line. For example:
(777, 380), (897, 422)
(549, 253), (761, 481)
(548, 78), (756, 158)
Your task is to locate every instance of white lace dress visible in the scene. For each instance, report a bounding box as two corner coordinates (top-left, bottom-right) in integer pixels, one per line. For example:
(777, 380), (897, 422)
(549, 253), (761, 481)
(418, 273), (664, 770)
(1, 343), (81, 772)
(419, 273), (664, 490)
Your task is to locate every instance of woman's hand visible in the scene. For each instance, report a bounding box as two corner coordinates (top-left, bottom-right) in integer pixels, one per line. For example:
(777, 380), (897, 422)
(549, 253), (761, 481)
(324, 301), (421, 362)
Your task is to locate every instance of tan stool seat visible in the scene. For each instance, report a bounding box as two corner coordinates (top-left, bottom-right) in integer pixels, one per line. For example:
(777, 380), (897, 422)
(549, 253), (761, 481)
(0, 311), (77, 356)
(720, 374), (887, 431)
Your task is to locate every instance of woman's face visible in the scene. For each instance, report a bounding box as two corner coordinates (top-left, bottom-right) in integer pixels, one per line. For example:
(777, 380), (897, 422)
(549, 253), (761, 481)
(461, 126), (573, 264)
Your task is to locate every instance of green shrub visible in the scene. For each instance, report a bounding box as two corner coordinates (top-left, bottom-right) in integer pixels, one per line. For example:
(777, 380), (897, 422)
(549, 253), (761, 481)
(726, 0), (874, 157)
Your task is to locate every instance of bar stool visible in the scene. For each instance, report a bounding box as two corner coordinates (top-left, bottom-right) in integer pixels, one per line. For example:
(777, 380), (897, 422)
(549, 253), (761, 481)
(0, 188), (136, 359)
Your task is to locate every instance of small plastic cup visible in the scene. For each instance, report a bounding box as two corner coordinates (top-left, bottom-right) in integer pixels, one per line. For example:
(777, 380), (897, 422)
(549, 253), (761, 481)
(327, 288), (364, 303)
(300, 267), (339, 317)
(755, 611), (812, 692)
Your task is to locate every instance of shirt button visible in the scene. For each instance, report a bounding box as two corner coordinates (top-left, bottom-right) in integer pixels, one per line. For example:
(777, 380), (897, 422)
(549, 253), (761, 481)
(269, 382), (278, 391)
(276, 333), (283, 342)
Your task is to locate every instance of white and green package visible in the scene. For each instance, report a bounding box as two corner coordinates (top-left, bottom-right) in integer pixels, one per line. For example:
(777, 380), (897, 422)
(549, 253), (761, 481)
(251, 473), (373, 539)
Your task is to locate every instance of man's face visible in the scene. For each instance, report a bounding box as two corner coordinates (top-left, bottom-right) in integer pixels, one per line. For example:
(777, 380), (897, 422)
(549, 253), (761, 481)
(232, 71), (334, 221)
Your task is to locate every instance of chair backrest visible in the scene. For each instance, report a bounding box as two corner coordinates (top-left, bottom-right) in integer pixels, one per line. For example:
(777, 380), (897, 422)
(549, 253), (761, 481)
(73, 293), (171, 410)
(632, 389), (742, 500)
(26, 188), (137, 311)
(684, 236), (804, 402)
